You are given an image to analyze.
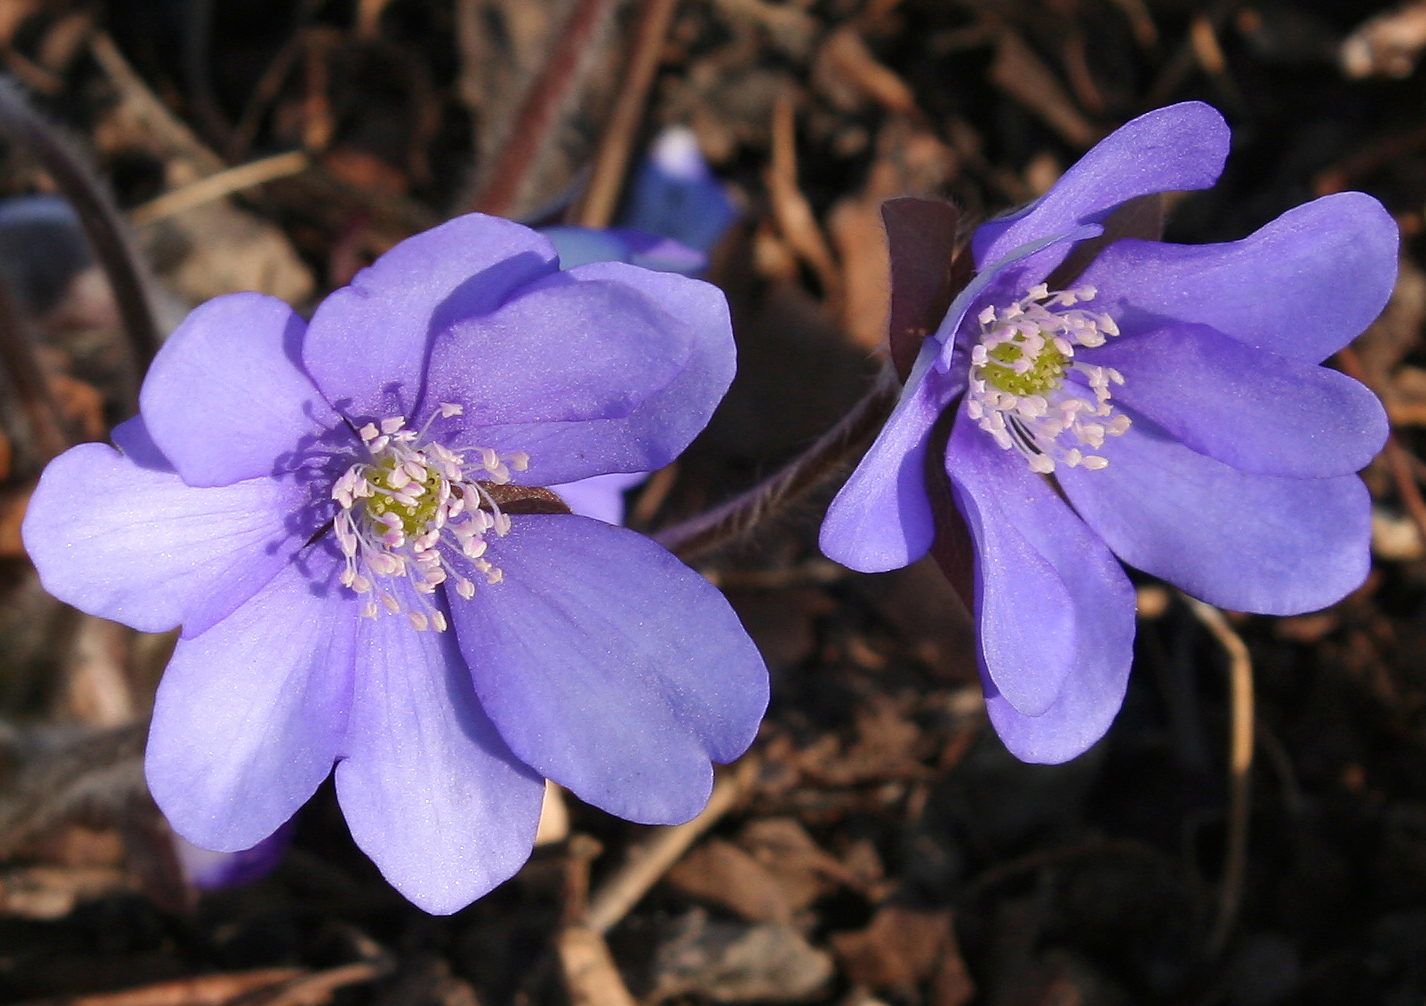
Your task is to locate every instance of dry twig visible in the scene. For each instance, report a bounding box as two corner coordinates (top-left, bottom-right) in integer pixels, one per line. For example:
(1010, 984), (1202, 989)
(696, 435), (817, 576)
(12, 967), (307, 1006)
(573, 0), (680, 228)
(585, 758), (758, 933)
(129, 151), (310, 227)
(1184, 597), (1254, 957)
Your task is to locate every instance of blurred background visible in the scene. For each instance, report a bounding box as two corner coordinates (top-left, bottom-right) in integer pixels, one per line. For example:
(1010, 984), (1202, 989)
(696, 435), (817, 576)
(0, 0), (1424, 1003)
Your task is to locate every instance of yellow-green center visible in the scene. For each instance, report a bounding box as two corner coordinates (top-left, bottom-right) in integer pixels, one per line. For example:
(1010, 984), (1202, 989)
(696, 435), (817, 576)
(366, 456), (445, 537)
(979, 340), (1068, 397)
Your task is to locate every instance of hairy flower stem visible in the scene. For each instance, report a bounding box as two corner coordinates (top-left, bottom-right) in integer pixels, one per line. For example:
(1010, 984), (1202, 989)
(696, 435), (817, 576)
(0, 78), (160, 375)
(654, 365), (900, 561)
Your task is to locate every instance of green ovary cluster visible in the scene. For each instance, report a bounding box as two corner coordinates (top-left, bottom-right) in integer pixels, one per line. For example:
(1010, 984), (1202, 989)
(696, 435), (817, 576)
(365, 456), (447, 538)
(979, 340), (1068, 397)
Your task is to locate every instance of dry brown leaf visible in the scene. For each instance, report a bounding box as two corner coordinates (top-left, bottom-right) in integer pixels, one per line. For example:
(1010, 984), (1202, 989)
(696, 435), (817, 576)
(651, 911), (834, 1004)
(989, 32), (1097, 149)
(737, 817), (858, 908)
(666, 838), (794, 924)
(831, 906), (973, 1006)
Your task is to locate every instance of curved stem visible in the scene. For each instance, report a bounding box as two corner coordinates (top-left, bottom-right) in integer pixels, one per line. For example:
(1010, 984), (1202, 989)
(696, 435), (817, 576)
(654, 365), (900, 561)
(1186, 596), (1254, 958)
(0, 78), (161, 376)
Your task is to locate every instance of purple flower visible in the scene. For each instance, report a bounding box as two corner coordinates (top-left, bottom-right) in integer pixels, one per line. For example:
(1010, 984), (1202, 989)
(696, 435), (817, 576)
(22, 213), (768, 914)
(820, 102), (1396, 764)
(173, 821), (292, 890)
(542, 226), (709, 277)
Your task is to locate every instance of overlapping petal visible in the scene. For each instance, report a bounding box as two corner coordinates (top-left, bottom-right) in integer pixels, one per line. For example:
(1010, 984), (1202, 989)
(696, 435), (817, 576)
(946, 412), (1135, 736)
(1081, 321), (1388, 477)
(550, 471), (649, 524)
(335, 582), (545, 915)
(147, 549), (356, 852)
(422, 262), (734, 485)
(140, 294), (349, 487)
(304, 214), (560, 419)
(1076, 192), (1399, 363)
(449, 514), (767, 825)
(821, 346), (957, 572)
(1058, 420), (1372, 614)
(972, 102), (1229, 268)
(22, 417), (318, 637)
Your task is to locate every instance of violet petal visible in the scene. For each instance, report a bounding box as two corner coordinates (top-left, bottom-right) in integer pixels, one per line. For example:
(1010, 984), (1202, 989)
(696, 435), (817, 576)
(946, 409), (1134, 723)
(972, 102), (1229, 268)
(1077, 192), (1399, 363)
(1058, 419), (1372, 614)
(304, 214), (559, 420)
(821, 345), (957, 572)
(146, 549), (355, 852)
(550, 471), (649, 524)
(1083, 321), (1388, 477)
(448, 514), (768, 826)
(22, 418), (316, 636)
(140, 294), (348, 488)
(423, 261), (734, 485)
(334, 583), (544, 915)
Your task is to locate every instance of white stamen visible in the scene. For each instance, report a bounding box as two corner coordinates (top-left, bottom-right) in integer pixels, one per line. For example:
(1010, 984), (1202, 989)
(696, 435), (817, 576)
(966, 284), (1130, 474)
(330, 405), (529, 632)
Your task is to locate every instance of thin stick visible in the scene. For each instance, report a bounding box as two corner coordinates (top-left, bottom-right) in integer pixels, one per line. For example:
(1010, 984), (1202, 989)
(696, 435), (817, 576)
(1185, 597), (1254, 957)
(584, 758), (756, 934)
(252, 962), (385, 1006)
(573, 0), (680, 228)
(0, 78), (160, 373)
(11, 967), (308, 1006)
(129, 150), (310, 226)
(654, 366), (899, 560)
(470, 0), (618, 217)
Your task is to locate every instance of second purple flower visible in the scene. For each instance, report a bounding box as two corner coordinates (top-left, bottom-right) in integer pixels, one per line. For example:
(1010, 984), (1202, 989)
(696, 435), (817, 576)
(821, 102), (1396, 765)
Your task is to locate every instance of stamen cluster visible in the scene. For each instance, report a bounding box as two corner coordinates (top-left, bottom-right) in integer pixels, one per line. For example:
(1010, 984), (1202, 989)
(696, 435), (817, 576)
(331, 404), (529, 631)
(965, 283), (1131, 473)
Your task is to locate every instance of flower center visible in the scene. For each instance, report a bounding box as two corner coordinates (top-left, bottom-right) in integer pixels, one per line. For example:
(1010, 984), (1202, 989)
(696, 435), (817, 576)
(331, 404), (529, 632)
(966, 283), (1131, 473)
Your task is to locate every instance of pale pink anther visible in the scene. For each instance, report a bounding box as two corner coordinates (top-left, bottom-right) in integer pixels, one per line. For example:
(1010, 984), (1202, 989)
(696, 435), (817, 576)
(965, 284), (1131, 474)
